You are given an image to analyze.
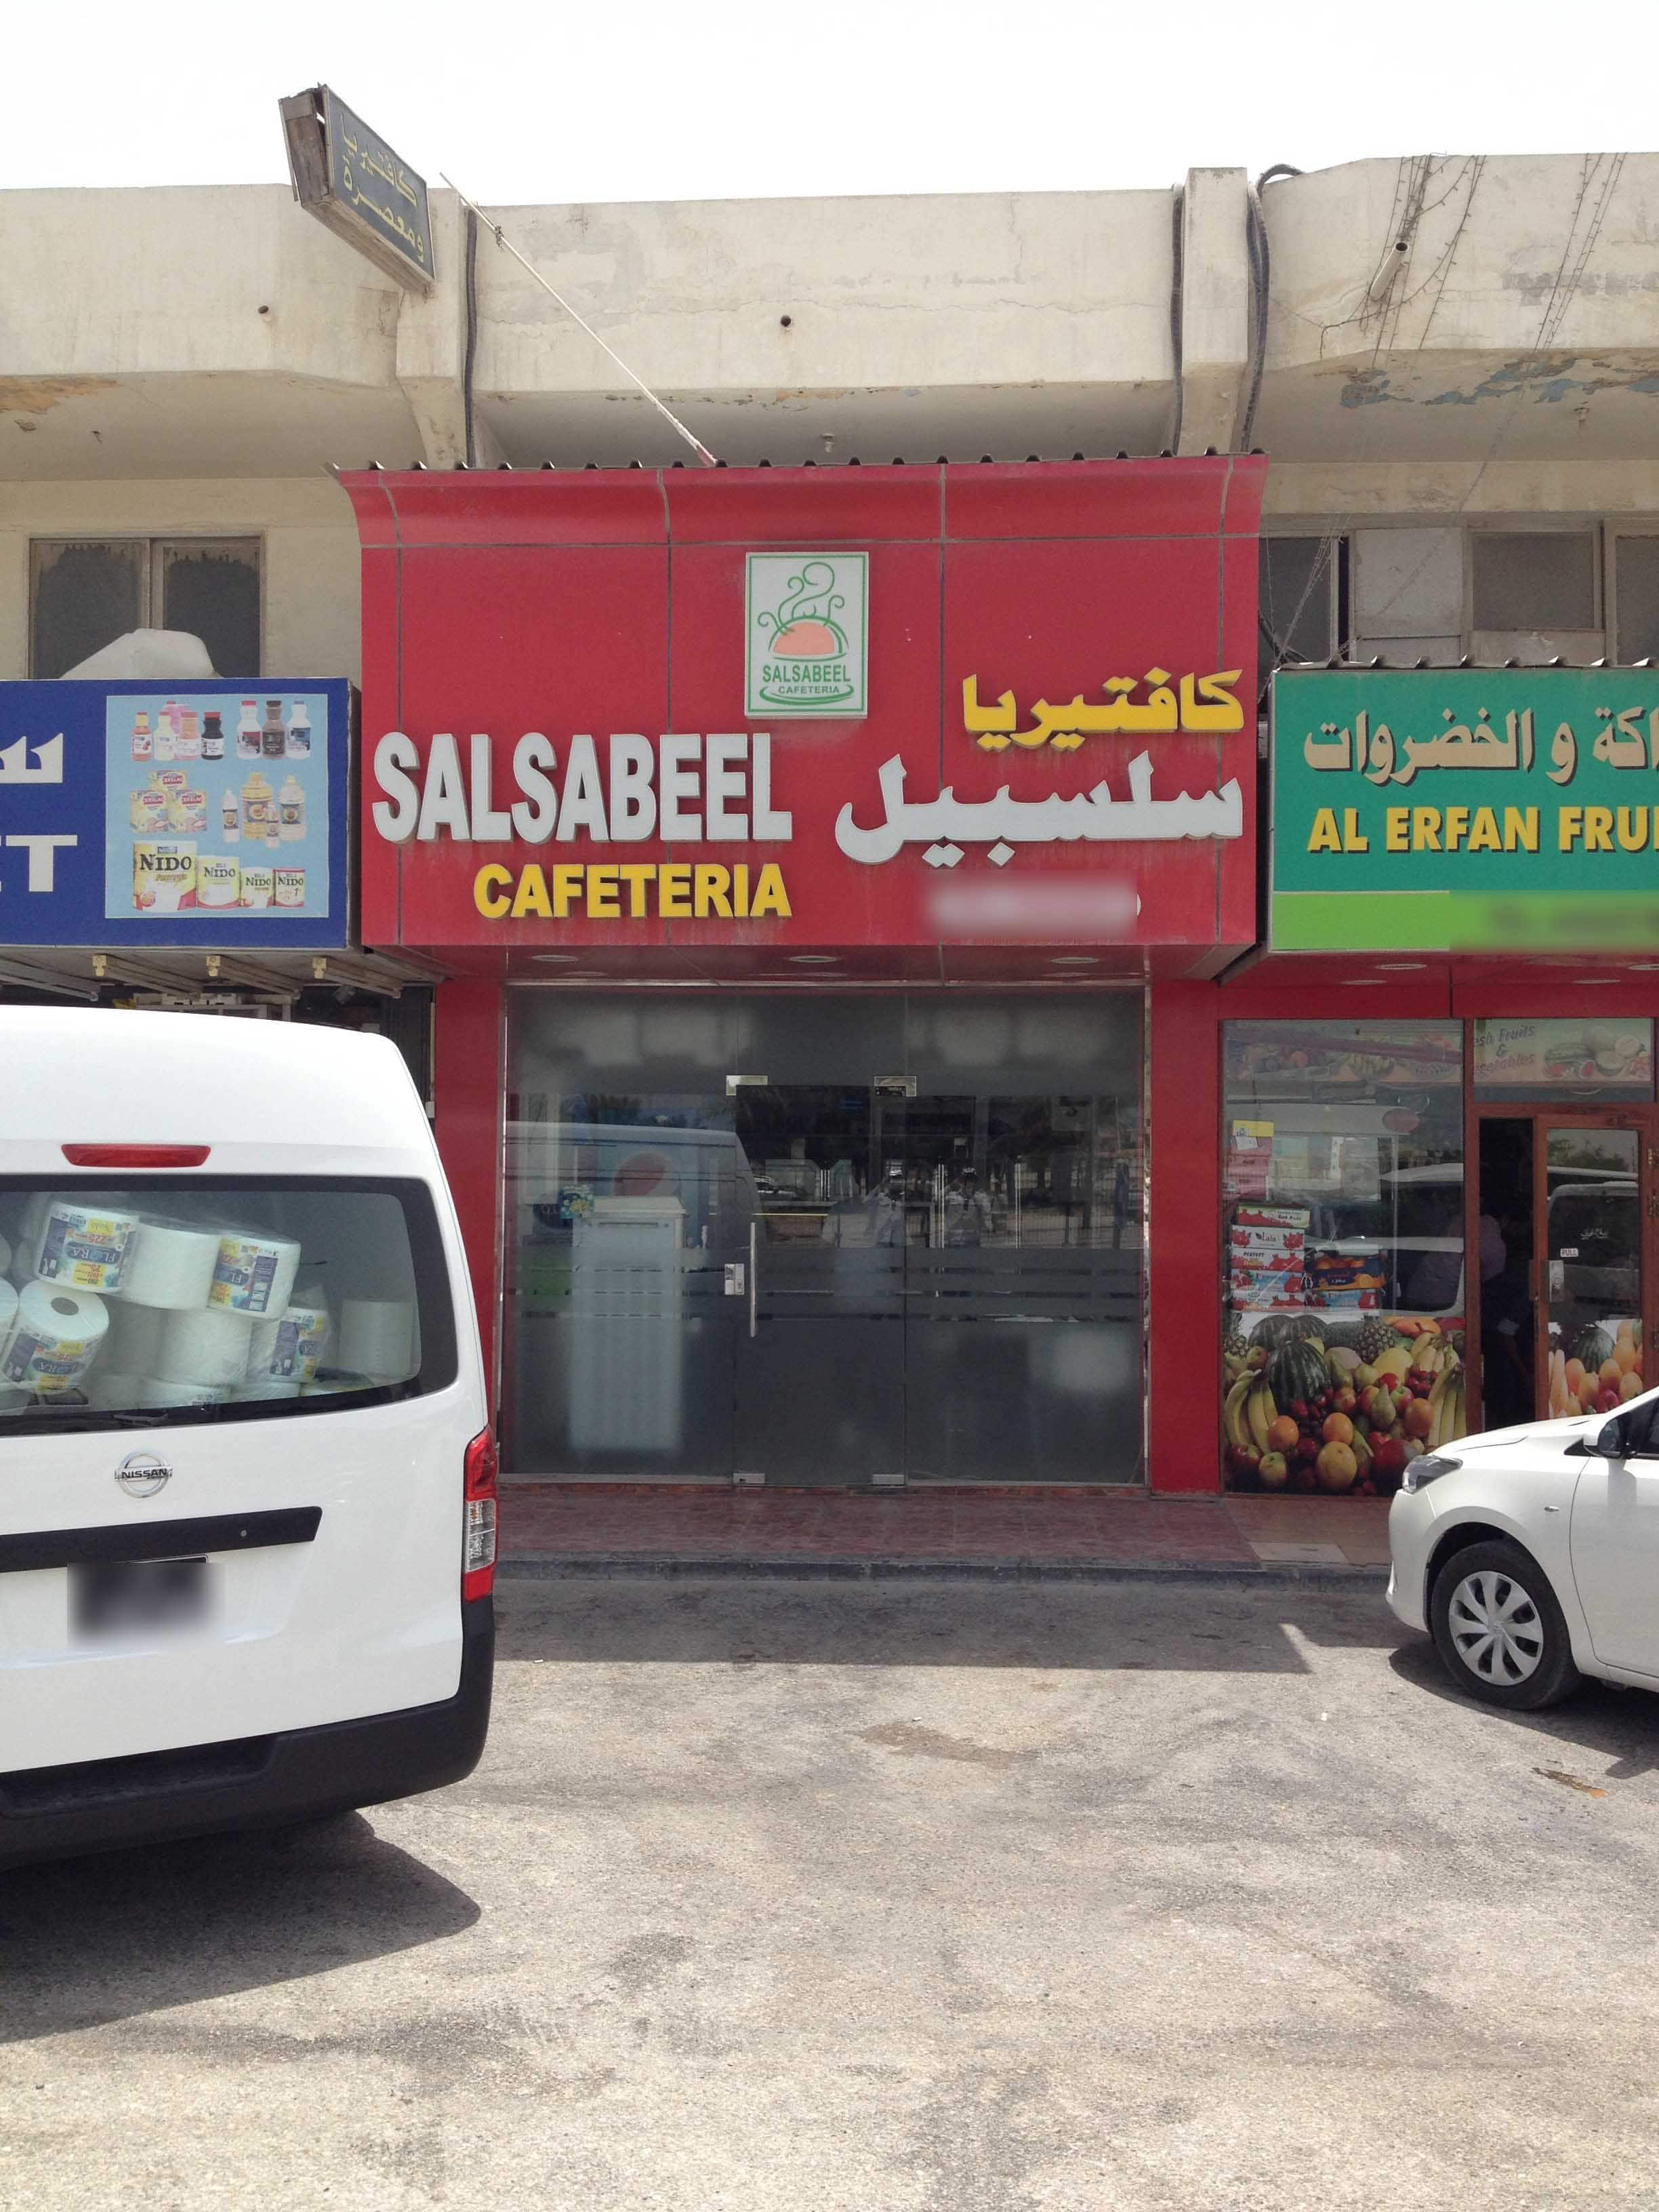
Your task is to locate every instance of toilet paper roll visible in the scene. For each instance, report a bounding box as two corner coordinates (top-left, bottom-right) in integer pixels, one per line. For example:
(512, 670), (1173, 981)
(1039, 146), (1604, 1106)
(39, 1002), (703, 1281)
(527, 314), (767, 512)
(136, 1377), (233, 1408)
(209, 1231), (302, 1318)
(247, 1304), (331, 1383)
(1, 1281), (109, 1395)
(301, 1369), (374, 1397)
(115, 1217), (223, 1310)
(87, 1370), (145, 1411)
(230, 1378), (302, 1402)
(102, 1296), (167, 1373)
(338, 1300), (415, 1381)
(32, 1200), (142, 1294)
(154, 1305), (256, 1387)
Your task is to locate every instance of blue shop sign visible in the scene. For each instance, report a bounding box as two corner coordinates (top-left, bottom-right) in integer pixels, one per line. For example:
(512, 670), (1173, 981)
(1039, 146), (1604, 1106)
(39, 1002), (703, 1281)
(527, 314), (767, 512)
(0, 680), (350, 949)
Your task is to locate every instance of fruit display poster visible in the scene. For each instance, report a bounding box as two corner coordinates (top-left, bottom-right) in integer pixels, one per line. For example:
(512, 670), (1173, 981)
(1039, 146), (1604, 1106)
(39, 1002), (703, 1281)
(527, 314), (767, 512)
(104, 689), (333, 923)
(1473, 1017), (1654, 1097)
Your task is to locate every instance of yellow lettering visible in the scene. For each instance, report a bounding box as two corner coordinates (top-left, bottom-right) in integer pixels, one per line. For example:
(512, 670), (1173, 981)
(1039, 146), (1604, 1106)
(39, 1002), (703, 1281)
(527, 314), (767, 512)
(1584, 805), (1614, 853)
(1617, 806), (1650, 853)
(551, 863), (585, 918)
(510, 865), (552, 919)
(1341, 807), (1369, 853)
(1443, 804), (1471, 853)
(1412, 807), (1441, 852)
(693, 863), (733, 919)
(1557, 806), (1583, 851)
(474, 863), (513, 919)
(659, 863), (692, 918)
(1385, 808), (1410, 853)
(1468, 807), (1500, 853)
(587, 864), (620, 919)
(618, 863), (655, 917)
(750, 863), (792, 918)
(733, 863), (751, 919)
(1307, 808), (1341, 855)
(1504, 806), (1538, 853)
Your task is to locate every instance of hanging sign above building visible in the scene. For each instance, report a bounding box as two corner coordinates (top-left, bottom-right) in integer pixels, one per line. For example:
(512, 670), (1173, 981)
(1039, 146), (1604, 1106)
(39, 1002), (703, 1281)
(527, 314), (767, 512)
(343, 461), (1267, 970)
(1273, 668), (1659, 952)
(0, 680), (350, 948)
(280, 86), (434, 293)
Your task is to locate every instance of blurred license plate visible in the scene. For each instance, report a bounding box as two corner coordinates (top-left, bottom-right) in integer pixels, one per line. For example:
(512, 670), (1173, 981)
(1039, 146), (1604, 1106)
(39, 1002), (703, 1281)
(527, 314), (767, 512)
(70, 1557), (212, 1641)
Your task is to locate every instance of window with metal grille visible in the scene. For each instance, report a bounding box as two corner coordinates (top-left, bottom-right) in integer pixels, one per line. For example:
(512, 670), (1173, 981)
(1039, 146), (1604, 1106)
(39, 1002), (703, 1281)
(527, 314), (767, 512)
(30, 539), (261, 679)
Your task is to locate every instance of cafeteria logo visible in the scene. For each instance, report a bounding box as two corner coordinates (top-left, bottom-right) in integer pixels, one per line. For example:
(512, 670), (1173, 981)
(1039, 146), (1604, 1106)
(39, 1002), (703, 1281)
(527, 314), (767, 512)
(745, 552), (868, 718)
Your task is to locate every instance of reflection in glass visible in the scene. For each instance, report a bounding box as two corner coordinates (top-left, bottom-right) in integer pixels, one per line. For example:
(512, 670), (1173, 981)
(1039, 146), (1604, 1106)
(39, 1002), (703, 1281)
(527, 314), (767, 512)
(1220, 1023), (1466, 1497)
(1542, 1126), (1644, 1420)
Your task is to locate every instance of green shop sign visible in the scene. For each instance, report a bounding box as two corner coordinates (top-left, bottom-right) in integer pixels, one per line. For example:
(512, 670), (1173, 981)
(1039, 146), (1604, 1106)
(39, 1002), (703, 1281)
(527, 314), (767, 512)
(1271, 668), (1659, 952)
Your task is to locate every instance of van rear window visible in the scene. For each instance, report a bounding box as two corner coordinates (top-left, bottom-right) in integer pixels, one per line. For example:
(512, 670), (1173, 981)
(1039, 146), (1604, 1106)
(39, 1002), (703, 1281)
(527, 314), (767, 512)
(0, 1179), (456, 1431)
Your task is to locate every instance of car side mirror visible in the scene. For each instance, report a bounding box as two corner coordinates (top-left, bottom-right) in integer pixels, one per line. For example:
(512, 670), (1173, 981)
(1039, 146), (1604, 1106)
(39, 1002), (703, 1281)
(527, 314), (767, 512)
(1596, 1418), (1628, 1457)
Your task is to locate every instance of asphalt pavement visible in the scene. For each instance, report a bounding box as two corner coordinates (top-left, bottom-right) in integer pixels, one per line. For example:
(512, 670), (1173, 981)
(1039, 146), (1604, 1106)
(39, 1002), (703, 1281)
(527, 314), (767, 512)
(4, 1576), (1659, 2211)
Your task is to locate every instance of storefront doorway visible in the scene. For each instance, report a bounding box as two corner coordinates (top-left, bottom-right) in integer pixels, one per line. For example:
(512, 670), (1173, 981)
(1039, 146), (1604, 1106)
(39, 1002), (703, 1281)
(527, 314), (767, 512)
(1475, 1111), (1651, 1427)
(503, 993), (1145, 1485)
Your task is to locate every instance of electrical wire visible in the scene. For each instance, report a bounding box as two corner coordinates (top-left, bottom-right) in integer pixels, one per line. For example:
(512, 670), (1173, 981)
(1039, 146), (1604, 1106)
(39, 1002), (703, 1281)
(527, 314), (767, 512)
(441, 174), (720, 469)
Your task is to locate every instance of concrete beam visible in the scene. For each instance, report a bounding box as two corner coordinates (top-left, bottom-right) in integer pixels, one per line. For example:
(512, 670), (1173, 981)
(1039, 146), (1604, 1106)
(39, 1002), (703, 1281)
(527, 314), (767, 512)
(395, 192), (504, 470)
(1176, 168), (1249, 455)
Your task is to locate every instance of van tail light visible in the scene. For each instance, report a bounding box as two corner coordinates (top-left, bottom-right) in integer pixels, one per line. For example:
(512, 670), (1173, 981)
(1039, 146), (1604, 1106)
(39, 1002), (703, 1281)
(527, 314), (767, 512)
(62, 1144), (211, 1168)
(463, 1427), (499, 1601)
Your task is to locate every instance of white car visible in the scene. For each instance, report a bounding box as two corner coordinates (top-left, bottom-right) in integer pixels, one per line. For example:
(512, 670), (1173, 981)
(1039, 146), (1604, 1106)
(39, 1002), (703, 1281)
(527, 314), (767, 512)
(1388, 1387), (1659, 1709)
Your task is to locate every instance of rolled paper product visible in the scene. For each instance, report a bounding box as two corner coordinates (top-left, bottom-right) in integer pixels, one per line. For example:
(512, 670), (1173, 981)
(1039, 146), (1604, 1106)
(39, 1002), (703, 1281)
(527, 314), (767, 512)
(208, 1231), (302, 1318)
(115, 1217), (223, 1310)
(154, 1305), (256, 1387)
(300, 1369), (374, 1397)
(136, 1377), (233, 1408)
(31, 1200), (141, 1295)
(87, 1370), (145, 1411)
(230, 1378), (302, 1401)
(102, 1296), (167, 1373)
(338, 1299), (415, 1381)
(0, 1281), (109, 1395)
(247, 1304), (331, 1383)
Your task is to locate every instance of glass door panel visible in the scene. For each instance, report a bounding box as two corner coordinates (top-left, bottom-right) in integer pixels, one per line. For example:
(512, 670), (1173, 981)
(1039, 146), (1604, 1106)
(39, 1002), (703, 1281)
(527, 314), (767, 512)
(731, 1084), (905, 1485)
(1542, 1124), (1645, 1420)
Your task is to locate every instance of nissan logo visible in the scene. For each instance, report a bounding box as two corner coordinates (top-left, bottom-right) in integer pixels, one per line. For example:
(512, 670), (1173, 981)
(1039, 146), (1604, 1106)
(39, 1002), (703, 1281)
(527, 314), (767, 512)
(115, 1450), (172, 1500)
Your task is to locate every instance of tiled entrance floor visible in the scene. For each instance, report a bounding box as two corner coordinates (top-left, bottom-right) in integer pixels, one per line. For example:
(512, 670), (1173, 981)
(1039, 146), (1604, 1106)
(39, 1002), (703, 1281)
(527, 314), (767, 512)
(500, 1483), (1392, 1572)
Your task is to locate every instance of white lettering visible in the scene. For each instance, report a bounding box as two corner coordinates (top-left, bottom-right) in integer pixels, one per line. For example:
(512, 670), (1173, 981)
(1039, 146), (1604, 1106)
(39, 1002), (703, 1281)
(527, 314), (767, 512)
(511, 733), (558, 843)
(415, 733), (471, 841)
(2, 833), (76, 892)
(371, 731), (420, 842)
(609, 734), (657, 842)
(469, 733), (512, 840)
(751, 733), (792, 840)
(704, 733), (749, 841)
(556, 735), (609, 840)
(659, 733), (703, 843)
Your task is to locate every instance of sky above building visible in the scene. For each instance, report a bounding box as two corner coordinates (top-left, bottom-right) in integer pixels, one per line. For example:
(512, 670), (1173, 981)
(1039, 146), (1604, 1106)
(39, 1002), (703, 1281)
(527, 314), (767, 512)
(7, 0), (1652, 204)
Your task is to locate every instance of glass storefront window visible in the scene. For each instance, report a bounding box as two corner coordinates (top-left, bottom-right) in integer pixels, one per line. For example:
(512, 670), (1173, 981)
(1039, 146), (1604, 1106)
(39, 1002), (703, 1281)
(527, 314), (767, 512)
(504, 992), (1145, 1485)
(1221, 1022), (1467, 1496)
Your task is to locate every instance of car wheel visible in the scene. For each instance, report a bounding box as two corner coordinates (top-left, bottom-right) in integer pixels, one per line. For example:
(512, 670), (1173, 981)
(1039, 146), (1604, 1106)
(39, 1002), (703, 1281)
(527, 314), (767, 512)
(1429, 1538), (1582, 1711)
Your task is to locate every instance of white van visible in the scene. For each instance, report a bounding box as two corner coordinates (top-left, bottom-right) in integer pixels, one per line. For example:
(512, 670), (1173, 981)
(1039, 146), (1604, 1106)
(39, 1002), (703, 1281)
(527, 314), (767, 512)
(0, 1009), (495, 1868)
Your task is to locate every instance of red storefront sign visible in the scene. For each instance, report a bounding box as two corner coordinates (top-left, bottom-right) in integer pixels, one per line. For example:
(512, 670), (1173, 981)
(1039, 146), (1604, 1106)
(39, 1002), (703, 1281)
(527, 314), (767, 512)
(342, 459), (1265, 975)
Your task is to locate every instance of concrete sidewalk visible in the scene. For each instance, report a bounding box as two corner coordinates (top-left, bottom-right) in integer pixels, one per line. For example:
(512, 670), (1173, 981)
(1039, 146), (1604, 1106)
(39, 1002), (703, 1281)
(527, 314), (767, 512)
(499, 1483), (1393, 1580)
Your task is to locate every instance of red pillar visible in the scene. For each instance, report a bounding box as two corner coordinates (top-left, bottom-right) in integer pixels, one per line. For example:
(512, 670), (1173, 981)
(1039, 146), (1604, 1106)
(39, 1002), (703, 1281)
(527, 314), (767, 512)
(1147, 979), (1222, 1492)
(432, 978), (504, 1416)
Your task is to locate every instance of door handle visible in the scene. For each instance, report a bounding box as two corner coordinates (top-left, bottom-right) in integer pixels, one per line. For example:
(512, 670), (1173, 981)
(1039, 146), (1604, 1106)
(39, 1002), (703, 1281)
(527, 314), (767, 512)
(749, 1219), (758, 1340)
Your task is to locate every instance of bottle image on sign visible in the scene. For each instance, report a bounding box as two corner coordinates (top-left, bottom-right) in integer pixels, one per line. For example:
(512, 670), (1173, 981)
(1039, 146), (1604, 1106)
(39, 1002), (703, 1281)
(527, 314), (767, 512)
(286, 702), (311, 758)
(241, 770), (272, 840)
(755, 560), (855, 709)
(237, 701), (262, 760)
(176, 710), (201, 762)
(154, 709), (176, 764)
(201, 710), (224, 762)
(222, 788), (239, 842)
(262, 700), (287, 760)
(129, 711), (152, 764)
(277, 775), (305, 841)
